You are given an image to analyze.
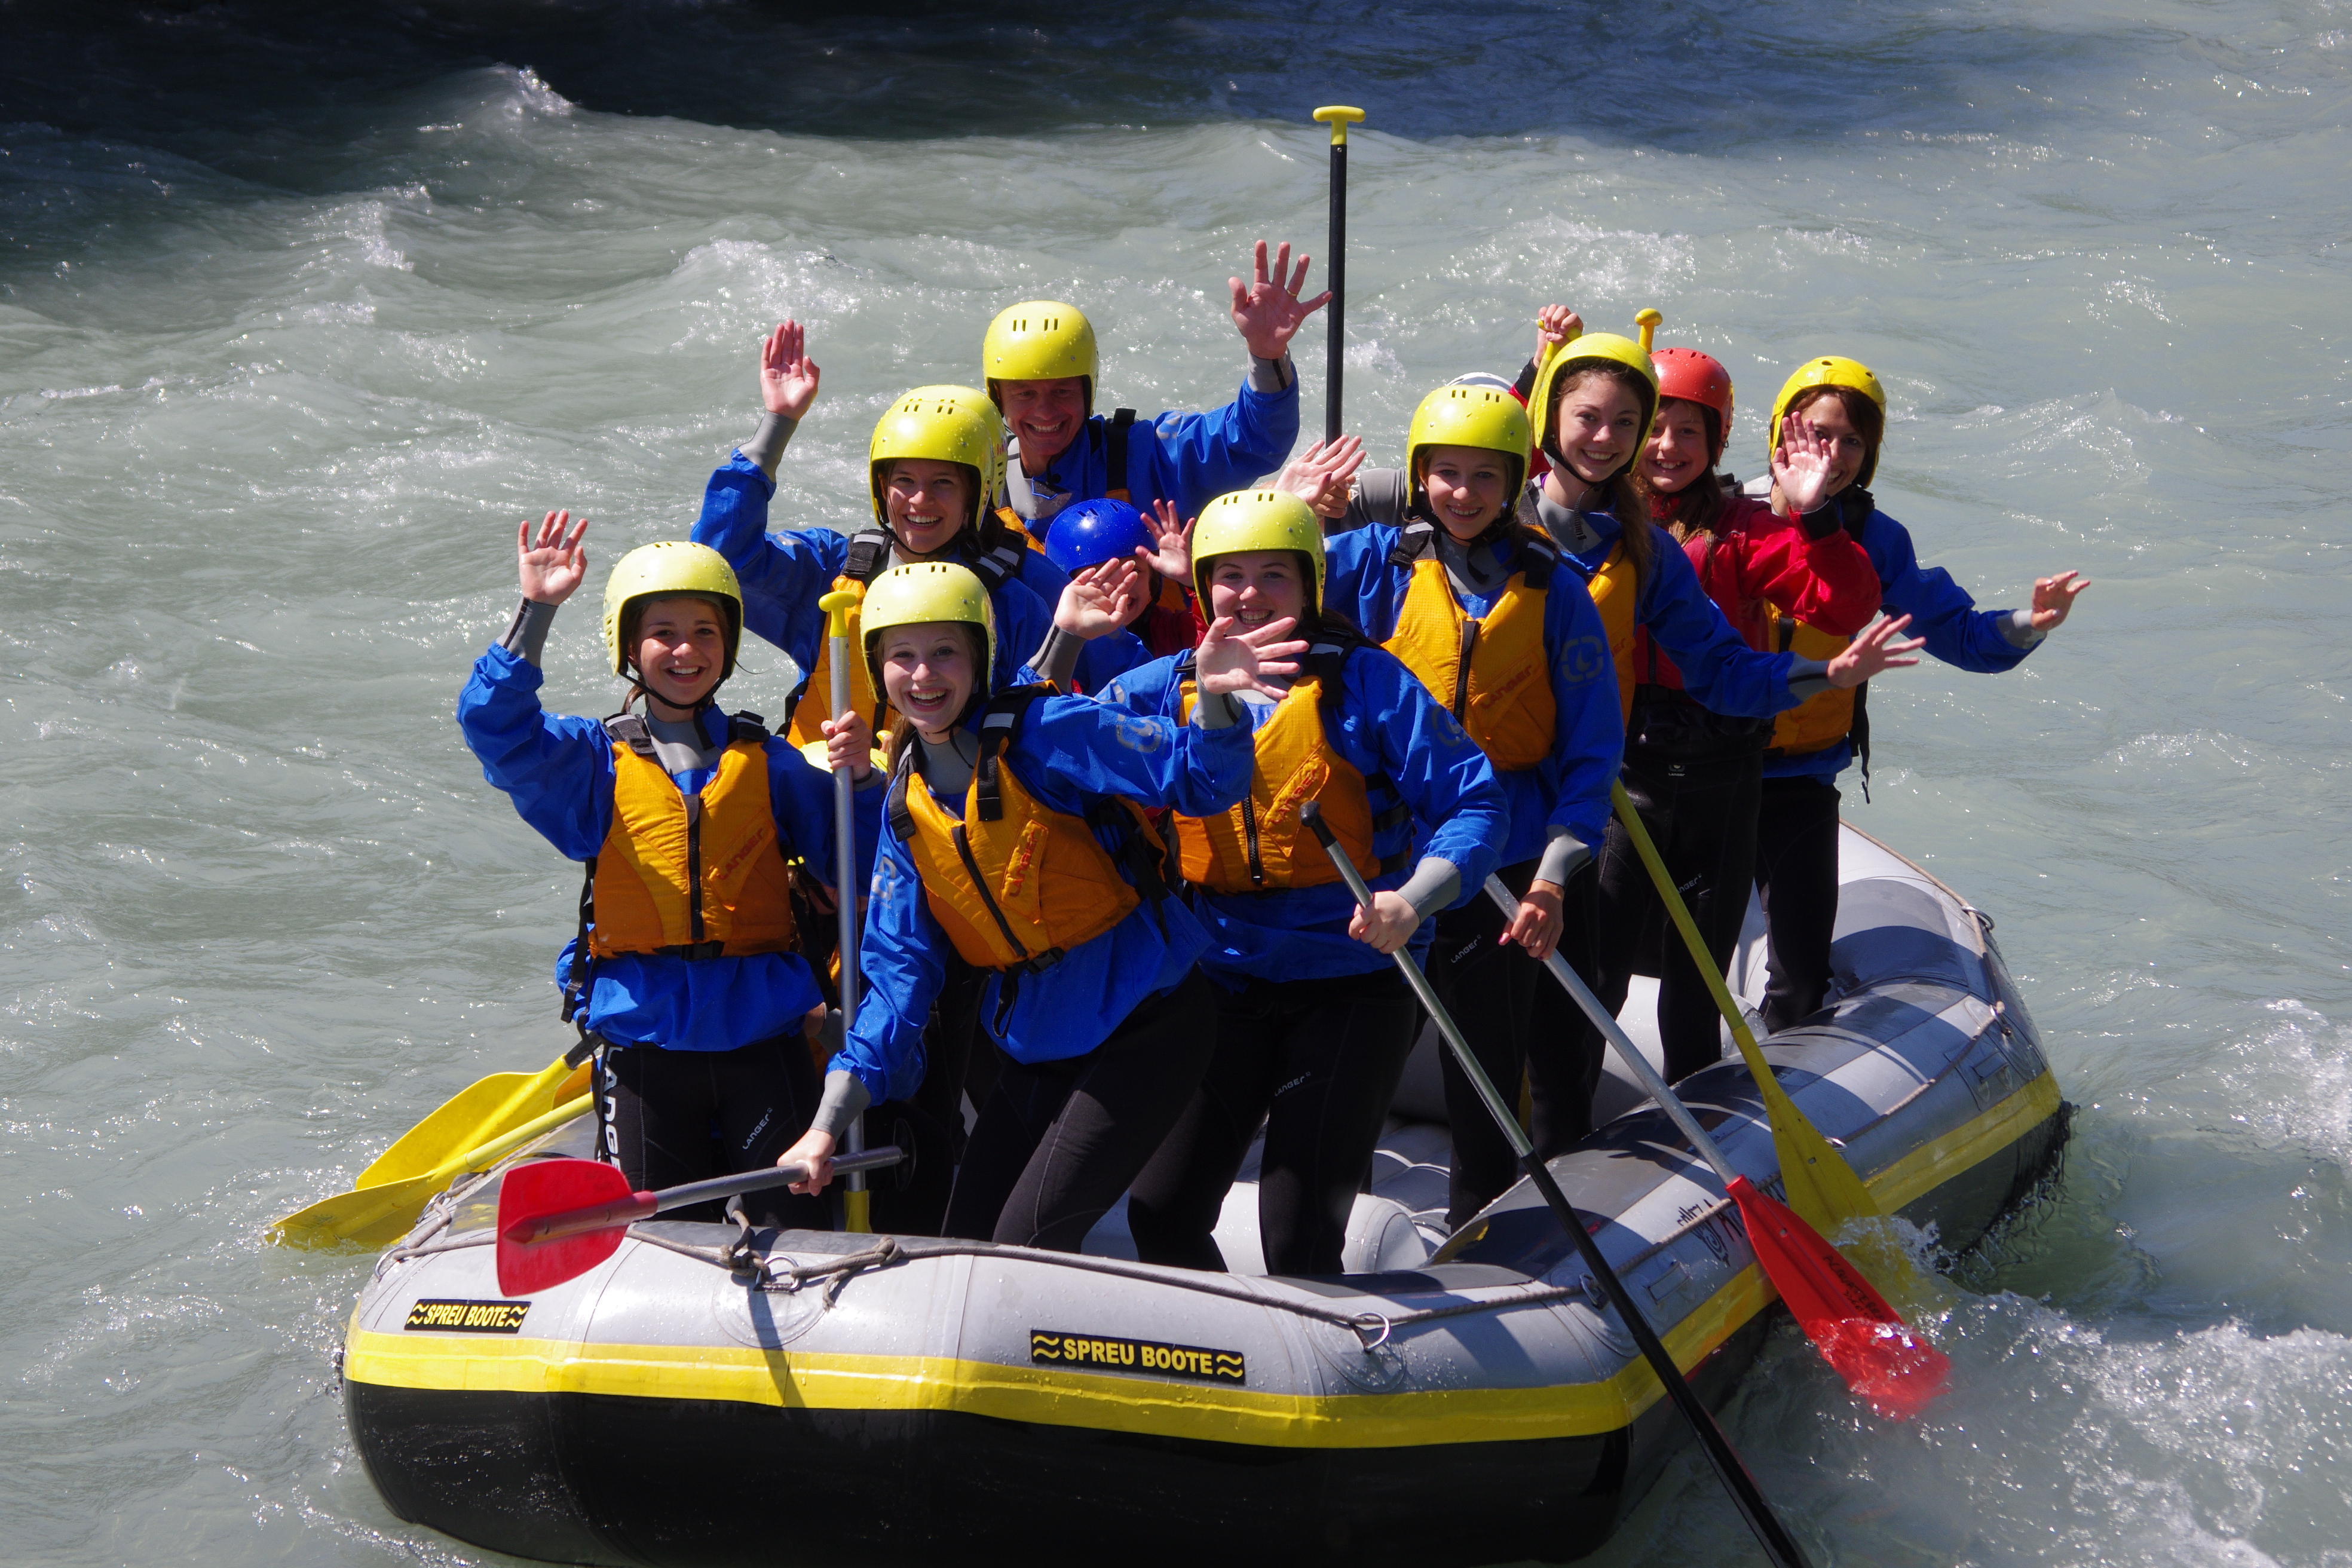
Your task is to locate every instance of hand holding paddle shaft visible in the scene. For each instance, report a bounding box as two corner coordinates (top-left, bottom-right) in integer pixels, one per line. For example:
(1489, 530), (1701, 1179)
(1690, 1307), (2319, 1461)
(1481, 875), (1949, 1420)
(818, 587), (871, 1233)
(1298, 804), (1813, 1568)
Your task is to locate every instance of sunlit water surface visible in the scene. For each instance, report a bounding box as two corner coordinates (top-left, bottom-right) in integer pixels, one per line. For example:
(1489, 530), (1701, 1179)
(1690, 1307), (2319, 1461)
(2, 2), (2348, 1563)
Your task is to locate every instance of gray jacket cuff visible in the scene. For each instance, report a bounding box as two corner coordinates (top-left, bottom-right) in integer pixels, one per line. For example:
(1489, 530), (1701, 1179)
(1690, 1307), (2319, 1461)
(1398, 856), (1461, 918)
(811, 1068), (871, 1143)
(1787, 656), (1834, 700)
(1032, 626), (1085, 691)
(1535, 828), (1591, 888)
(1249, 354), (1295, 394)
(1192, 689), (1244, 728)
(1999, 607), (2048, 649)
(741, 412), (798, 479)
(499, 598), (559, 664)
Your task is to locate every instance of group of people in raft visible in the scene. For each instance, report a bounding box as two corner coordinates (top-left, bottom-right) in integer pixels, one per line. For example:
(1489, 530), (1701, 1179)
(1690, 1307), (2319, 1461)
(458, 238), (2088, 1272)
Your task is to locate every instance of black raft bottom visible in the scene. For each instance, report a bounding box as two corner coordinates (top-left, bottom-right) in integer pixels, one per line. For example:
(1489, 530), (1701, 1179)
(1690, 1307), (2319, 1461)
(348, 1315), (1764, 1568)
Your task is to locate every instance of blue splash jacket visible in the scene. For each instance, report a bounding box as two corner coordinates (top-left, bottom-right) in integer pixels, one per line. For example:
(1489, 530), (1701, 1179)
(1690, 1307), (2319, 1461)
(1323, 523), (1624, 860)
(458, 644), (880, 1052)
(831, 695), (1254, 1107)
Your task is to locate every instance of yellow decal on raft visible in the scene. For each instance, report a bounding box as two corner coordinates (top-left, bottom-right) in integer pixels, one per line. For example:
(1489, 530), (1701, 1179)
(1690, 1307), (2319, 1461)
(403, 1298), (530, 1334)
(1031, 1330), (1245, 1384)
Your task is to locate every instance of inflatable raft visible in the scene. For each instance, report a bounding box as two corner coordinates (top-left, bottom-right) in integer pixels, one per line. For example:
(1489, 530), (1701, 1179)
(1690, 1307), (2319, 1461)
(338, 823), (2068, 1566)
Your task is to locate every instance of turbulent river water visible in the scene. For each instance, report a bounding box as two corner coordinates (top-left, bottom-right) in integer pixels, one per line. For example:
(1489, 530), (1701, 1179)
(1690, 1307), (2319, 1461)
(3, 2), (2348, 1563)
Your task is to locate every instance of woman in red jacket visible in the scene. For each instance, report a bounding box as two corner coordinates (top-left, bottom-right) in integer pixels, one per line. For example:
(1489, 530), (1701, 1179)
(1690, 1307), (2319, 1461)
(1578, 307), (1885, 1080)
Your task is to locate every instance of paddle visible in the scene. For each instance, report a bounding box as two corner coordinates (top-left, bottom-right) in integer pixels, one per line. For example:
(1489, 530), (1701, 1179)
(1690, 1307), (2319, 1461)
(1608, 780), (1931, 1306)
(1311, 106), (1364, 444)
(1481, 875), (1947, 1419)
(1300, 805), (1813, 1568)
(817, 587), (874, 1233)
(271, 1089), (594, 1248)
(495, 1147), (905, 1296)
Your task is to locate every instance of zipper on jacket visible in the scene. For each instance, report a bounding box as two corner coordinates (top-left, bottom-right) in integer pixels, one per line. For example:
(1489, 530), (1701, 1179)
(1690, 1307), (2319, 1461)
(953, 823), (1031, 960)
(684, 792), (705, 944)
(1242, 795), (1266, 888)
(1453, 619), (1480, 721)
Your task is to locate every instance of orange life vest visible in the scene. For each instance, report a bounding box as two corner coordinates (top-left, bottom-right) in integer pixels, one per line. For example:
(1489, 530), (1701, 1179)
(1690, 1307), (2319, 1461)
(1173, 635), (1407, 893)
(785, 516), (1033, 748)
(1584, 540), (1642, 724)
(1379, 522), (1560, 771)
(1762, 604), (1861, 759)
(887, 686), (1169, 971)
(586, 713), (798, 960)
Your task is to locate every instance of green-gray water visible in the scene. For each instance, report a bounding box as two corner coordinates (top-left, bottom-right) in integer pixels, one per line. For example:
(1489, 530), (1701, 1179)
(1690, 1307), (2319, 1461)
(4, 2), (2348, 1562)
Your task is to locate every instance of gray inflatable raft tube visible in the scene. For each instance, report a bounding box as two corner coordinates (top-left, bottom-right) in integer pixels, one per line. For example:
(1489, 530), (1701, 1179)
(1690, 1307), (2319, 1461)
(340, 822), (2068, 1567)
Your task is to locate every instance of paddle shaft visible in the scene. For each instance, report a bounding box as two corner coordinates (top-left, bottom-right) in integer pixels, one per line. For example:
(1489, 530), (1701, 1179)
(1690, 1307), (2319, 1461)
(1479, 875), (1741, 1189)
(819, 599), (870, 1228)
(505, 1147), (906, 1246)
(1314, 109), (1364, 443)
(1299, 806), (1812, 1568)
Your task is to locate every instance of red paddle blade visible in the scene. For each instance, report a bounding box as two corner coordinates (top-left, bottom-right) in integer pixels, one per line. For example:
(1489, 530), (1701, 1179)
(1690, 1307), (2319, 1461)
(495, 1158), (634, 1297)
(1728, 1176), (1952, 1420)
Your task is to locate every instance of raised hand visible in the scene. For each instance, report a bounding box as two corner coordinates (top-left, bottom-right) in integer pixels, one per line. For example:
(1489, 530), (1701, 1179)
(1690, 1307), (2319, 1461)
(1193, 614), (1307, 702)
(820, 709), (875, 782)
(1273, 434), (1365, 519)
(1138, 500), (1195, 584)
(1771, 409), (1838, 514)
(760, 319), (822, 420)
(2030, 569), (2089, 632)
(1826, 613), (1925, 688)
(519, 510), (589, 605)
(1229, 239), (1332, 362)
(1535, 304), (1584, 362)
(1055, 558), (1147, 639)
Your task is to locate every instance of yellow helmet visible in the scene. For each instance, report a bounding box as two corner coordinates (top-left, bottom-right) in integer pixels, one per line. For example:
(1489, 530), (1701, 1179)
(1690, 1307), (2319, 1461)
(982, 301), (1099, 412)
(1527, 329), (1661, 480)
(869, 384), (1006, 538)
(859, 560), (997, 691)
(1189, 488), (1326, 616)
(1768, 356), (1887, 487)
(600, 541), (743, 682)
(1405, 382), (1532, 511)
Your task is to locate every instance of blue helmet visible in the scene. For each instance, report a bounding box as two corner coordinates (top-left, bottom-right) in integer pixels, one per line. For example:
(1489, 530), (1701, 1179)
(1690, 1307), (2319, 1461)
(1045, 498), (1154, 576)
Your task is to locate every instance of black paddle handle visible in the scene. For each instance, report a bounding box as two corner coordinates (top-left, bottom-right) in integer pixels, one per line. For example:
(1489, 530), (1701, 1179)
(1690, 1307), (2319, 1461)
(1325, 133), (1346, 443)
(1296, 803), (1812, 1568)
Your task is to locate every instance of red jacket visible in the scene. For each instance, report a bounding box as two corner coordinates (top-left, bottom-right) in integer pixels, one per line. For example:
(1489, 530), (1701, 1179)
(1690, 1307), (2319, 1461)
(1634, 494), (1881, 691)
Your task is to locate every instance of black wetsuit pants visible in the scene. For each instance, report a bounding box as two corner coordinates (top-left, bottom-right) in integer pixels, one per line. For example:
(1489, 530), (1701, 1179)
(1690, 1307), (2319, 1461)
(942, 969), (1218, 1252)
(598, 1034), (831, 1229)
(1429, 857), (1604, 1230)
(1753, 773), (1843, 1034)
(1593, 745), (1764, 1084)
(1128, 966), (1420, 1276)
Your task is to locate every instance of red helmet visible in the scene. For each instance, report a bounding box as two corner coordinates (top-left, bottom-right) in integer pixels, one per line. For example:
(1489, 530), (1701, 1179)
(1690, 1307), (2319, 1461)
(1652, 347), (1734, 464)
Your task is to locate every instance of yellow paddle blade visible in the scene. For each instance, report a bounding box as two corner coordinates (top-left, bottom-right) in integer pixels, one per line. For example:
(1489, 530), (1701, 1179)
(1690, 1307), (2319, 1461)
(355, 1054), (583, 1189)
(1608, 782), (1934, 1304)
(270, 1092), (593, 1249)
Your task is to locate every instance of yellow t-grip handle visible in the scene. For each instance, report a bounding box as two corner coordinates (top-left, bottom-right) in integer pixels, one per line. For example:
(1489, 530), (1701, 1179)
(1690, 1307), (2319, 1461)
(819, 586), (862, 641)
(1635, 307), (1662, 353)
(1313, 106), (1366, 145)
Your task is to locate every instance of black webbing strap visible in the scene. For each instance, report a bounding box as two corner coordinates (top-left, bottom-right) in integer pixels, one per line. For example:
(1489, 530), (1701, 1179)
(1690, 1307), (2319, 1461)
(1104, 408), (1137, 500)
(1387, 519), (1438, 567)
(972, 685), (1051, 822)
(843, 530), (892, 583)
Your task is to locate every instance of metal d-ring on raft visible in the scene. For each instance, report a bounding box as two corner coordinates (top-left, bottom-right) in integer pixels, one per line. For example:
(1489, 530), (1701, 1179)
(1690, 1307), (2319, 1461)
(334, 819), (2068, 1568)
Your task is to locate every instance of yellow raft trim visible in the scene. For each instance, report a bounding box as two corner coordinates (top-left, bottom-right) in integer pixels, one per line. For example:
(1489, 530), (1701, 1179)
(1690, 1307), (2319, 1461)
(345, 1071), (2061, 1447)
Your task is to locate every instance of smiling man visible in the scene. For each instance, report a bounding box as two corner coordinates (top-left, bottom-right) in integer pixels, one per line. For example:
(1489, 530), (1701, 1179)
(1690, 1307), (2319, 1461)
(983, 239), (1327, 534)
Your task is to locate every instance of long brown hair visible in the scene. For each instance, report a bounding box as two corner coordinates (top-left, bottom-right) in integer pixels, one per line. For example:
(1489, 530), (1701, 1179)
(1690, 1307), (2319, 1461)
(1546, 362), (1653, 590)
